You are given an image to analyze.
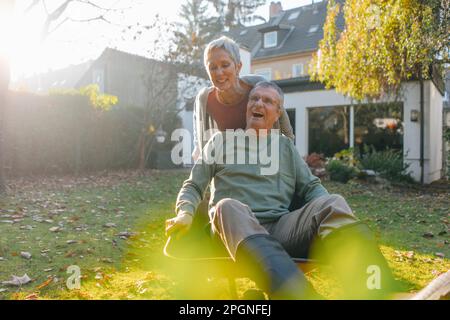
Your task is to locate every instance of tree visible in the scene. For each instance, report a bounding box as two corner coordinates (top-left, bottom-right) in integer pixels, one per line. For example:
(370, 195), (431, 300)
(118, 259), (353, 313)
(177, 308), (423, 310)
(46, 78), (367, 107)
(310, 0), (448, 184)
(208, 0), (267, 28)
(136, 61), (178, 171)
(171, 0), (223, 77)
(122, 16), (185, 170)
(309, 0), (446, 101)
(424, 0), (449, 66)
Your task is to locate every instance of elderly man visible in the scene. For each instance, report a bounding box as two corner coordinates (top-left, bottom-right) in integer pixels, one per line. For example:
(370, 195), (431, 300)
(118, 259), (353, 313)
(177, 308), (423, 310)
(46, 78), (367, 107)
(166, 81), (397, 299)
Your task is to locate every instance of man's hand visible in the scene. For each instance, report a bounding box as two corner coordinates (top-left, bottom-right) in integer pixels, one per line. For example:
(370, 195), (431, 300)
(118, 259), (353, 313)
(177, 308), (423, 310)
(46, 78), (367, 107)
(165, 212), (193, 239)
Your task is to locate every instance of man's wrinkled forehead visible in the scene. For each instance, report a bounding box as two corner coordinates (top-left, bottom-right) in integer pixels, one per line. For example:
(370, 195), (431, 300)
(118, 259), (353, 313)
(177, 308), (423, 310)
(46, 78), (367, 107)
(249, 86), (281, 106)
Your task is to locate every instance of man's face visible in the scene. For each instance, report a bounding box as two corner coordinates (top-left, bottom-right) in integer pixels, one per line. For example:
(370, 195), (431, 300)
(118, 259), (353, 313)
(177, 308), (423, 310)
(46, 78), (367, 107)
(246, 86), (282, 132)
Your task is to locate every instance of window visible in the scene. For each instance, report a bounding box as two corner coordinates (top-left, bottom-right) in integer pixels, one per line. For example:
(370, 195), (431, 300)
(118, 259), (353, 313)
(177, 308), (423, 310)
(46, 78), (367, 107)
(292, 63), (304, 77)
(308, 25), (319, 33)
(240, 30), (248, 35)
(308, 103), (403, 157)
(264, 31), (277, 48)
(354, 102), (403, 157)
(308, 106), (350, 156)
(288, 11), (300, 20)
(254, 68), (272, 80)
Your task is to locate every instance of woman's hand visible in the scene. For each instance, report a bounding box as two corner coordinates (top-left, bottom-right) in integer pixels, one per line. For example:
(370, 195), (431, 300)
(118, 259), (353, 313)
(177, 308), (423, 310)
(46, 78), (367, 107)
(165, 212), (193, 239)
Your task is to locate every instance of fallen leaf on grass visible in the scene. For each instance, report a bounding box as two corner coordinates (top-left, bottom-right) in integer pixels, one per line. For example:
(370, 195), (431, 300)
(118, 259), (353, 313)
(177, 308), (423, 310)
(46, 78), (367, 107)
(2, 274), (32, 286)
(423, 232), (434, 238)
(103, 223), (117, 228)
(64, 251), (76, 258)
(36, 277), (53, 290)
(24, 293), (39, 300)
(21, 252), (32, 259)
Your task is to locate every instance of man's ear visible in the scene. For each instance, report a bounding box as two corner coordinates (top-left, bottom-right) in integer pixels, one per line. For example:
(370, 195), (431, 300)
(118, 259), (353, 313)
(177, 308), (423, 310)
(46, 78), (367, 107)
(277, 108), (282, 121)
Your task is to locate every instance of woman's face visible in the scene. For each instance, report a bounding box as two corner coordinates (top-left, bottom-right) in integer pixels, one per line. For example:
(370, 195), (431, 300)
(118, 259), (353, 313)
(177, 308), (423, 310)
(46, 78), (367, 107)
(206, 47), (242, 92)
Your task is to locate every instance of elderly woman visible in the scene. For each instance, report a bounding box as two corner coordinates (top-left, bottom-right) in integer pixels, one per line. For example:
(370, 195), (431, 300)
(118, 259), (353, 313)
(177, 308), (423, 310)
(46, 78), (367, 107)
(192, 36), (294, 160)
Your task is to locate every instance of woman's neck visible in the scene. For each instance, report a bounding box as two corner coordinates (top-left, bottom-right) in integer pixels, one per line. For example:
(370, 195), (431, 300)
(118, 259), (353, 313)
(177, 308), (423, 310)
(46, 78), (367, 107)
(216, 81), (248, 105)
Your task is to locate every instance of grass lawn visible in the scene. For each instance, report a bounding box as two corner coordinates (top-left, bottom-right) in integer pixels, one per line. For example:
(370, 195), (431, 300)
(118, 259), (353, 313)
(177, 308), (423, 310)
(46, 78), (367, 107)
(0, 169), (448, 300)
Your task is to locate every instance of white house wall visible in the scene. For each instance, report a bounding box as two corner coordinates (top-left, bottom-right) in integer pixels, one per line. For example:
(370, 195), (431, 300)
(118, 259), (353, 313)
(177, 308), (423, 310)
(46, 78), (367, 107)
(284, 80), (443, 183)
(403, 81), (443, 183)
(427, 81), (443, 182)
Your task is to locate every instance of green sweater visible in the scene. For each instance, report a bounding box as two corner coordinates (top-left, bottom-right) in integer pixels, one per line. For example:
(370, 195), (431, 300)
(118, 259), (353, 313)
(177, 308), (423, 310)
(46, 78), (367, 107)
(176, 131), (329, 222)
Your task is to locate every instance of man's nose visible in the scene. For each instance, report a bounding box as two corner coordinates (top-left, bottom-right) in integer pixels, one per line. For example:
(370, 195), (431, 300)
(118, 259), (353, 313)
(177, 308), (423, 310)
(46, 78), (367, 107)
(253, 97), (264, 107)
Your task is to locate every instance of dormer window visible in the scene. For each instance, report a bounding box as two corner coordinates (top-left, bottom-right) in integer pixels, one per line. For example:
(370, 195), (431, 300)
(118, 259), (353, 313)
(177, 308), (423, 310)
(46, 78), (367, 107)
(308, 25), (319, 33)
(264, 31), (277, 48)
(288, 11), (300, 20)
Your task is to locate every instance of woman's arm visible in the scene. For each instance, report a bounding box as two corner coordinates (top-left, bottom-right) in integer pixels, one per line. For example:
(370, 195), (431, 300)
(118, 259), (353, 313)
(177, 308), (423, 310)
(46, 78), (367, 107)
(192, 87), (211, 162)
(279, 108), (295, 140)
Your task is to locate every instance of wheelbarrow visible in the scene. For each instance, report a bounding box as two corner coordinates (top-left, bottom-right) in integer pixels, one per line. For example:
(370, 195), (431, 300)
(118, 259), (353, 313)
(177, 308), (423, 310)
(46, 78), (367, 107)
(163, 209), (320, 299)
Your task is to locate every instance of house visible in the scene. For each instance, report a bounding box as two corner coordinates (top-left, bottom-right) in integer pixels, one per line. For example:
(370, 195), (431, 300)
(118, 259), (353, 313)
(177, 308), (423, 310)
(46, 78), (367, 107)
(76, 48), (178, 110)
(14, 48), (179, 110)
(13, 61), (92, 93)
(12, 48), (194, 168)
(227, 0), (445, 184)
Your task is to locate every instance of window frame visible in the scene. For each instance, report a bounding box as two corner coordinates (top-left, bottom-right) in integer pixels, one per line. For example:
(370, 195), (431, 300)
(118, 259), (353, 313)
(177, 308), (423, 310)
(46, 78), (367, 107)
(292, 63), (304, 77)
(264, 31), (277, 48)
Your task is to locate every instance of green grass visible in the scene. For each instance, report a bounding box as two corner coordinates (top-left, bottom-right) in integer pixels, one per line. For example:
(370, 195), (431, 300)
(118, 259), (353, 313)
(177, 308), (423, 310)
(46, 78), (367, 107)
(0, 170), (448, 300)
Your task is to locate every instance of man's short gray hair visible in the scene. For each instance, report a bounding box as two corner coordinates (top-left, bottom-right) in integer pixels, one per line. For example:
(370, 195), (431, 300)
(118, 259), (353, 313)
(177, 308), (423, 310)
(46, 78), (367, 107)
(251, 81), (284, 109)
(204, 36), (241, 67)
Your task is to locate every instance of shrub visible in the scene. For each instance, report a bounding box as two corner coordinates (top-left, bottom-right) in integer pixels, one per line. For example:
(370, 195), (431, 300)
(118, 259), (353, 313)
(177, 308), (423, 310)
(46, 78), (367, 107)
(333, 147), (359, 167)
(359, 146), (413, 183)
(326, 159), (358, 183)
(304, 153), (326, 178)
(445, 127), (450, 179)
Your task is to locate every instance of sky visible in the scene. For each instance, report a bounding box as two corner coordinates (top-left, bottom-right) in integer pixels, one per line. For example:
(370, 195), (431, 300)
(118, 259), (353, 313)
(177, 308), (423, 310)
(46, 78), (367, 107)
(5, 0), (319, 80)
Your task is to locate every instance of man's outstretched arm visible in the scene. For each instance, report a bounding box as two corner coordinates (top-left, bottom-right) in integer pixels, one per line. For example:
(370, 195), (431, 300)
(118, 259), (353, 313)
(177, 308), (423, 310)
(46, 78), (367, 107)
(166, 152), (215, 238)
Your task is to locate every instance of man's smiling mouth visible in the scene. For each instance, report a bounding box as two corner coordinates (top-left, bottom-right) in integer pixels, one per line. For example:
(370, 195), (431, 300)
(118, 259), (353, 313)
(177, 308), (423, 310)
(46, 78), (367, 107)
(252, 111), (264, 118)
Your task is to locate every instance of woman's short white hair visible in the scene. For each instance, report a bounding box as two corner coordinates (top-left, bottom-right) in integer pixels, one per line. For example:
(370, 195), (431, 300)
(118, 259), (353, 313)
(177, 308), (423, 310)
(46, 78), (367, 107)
(203, 36), (241, 67)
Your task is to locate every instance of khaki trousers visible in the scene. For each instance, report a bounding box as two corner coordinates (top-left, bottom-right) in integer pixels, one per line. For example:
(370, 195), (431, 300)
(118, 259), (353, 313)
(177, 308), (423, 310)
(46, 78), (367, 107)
(210, 194), (358, 260)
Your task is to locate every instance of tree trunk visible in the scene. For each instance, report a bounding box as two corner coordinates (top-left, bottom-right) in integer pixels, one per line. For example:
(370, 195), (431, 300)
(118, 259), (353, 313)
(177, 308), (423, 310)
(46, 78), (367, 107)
(0, 54), (10, 194)
(138, 129), (147, 171)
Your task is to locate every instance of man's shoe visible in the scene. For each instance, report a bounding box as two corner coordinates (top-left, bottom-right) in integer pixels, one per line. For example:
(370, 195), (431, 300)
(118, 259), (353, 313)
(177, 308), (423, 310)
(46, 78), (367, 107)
(236, 234), (320, 300)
